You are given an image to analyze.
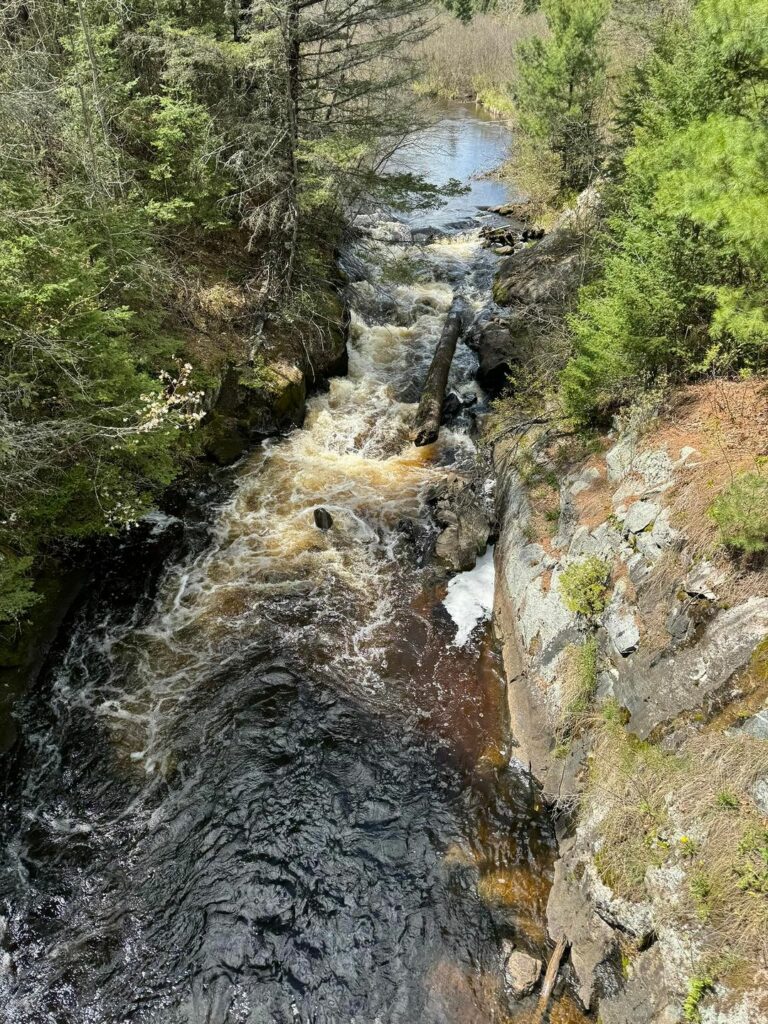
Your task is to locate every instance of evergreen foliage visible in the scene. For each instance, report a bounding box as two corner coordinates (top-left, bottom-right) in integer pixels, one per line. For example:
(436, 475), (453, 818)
(440, 0), (502, 19)
(561, 0), (768, 422)
(442, 0), (475, 21)
(0, 0), (434, 625)
(709, 471), (768, 554)
(514, 0), (610, 195)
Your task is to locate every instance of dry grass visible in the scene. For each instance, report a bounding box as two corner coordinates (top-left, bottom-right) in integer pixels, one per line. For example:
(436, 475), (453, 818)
(555, 637), (598, 741)
(633, 548), (685, 649)
(414, 5), (545, 106)
(639, 379), (768, 605)
(589, 718), (768, 968)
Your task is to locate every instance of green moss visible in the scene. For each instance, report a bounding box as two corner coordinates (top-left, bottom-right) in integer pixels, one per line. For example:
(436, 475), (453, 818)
(239, 357), (280, 394)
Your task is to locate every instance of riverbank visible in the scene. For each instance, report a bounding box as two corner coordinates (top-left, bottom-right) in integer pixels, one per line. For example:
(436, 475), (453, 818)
(0, 248), (348, 753)
(0, 138), (582, 1020)
(483, 194), (768, 1023)
(413, 8), (543, 118)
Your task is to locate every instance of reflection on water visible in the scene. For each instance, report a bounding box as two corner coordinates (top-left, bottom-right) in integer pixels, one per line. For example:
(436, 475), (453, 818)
(389, 101), (518, 228)
(0, 106), (585, 1024)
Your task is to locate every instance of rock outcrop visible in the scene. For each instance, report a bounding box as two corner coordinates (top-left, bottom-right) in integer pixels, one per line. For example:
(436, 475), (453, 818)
(426, 474), (494, 572)
(489, 314), (768, 1022)
(492, 404), (768, 1020)
(466, 187), (601, 394)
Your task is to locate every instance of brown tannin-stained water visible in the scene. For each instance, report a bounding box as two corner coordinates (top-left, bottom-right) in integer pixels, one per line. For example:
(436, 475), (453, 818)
(0, 105), (587, 1024)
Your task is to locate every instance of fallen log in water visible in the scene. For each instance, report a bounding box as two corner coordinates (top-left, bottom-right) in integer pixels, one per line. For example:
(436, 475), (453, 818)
(532, 934), (569, 1024)
(413, 298), (466, 447)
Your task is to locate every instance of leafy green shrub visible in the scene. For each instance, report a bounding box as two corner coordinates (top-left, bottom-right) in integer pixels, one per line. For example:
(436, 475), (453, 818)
(558, 556), (611, 616)
(0, 554), (41, 626)
(709, 472), (768, 553)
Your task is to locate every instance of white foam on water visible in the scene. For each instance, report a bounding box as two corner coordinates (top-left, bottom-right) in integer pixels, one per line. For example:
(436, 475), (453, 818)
(442, 547), (495, 647)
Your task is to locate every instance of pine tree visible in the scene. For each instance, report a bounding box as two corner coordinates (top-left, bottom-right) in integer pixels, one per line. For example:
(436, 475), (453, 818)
(0, 0), (441, 623)
(515, 0), (610, 194)
(450, 0), (476, 23)
(561, 0), (768, 423)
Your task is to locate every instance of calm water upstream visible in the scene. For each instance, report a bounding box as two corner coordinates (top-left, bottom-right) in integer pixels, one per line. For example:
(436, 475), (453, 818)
(0, 104), (585, 1024)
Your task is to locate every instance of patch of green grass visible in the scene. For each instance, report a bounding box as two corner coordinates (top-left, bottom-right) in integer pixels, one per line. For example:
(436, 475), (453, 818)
(475, 86), (516, 118)
(557, 636), (598, 739)
(544, 506), (561, 535)
(716, 790), (739, 810)
(559, 556), (611, 617)
(690, 872), (713, 921)
(736, 826), (768, 893)
(601, 697), (630, 727)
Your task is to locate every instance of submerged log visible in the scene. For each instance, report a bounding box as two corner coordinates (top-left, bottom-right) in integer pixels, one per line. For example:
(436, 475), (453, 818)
(532, 934), (569, 1024)
(413, 298), (466, 447)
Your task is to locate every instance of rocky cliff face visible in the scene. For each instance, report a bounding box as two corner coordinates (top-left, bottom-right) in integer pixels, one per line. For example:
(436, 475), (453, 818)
(485, 200), (768, 1023)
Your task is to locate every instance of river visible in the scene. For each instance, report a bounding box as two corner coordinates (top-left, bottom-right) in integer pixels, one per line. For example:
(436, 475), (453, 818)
(0, 103), (584, 1024)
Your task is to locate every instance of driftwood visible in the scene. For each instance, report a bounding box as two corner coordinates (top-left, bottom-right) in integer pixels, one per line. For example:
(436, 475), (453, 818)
(532, 934), (569, 1024)
(480, 224), (546, 250)
(413, 298), (466, 447)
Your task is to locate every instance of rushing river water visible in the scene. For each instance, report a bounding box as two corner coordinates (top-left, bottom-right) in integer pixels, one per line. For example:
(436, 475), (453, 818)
(0, 104), (584, 1024)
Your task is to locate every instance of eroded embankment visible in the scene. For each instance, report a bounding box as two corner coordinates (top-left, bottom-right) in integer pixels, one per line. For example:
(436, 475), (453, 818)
(485, 199), (768, 1023)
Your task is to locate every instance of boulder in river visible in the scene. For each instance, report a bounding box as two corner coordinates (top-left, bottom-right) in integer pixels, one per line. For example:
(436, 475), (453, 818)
(441, 389), (477, 425)
(465, 310), (530, 395)
(470, 186), (603, 396)
(502, 945), (542, 999)
(493, 186), (601, 307)
(427, 474), (494, 572)
(314, 508), (334, 531)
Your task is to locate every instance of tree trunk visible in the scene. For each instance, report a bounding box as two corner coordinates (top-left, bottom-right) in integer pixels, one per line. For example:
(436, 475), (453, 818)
(413, 298), (466, 448)
(282, 0), (301, 293)
(532, 934), (569, 1024)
